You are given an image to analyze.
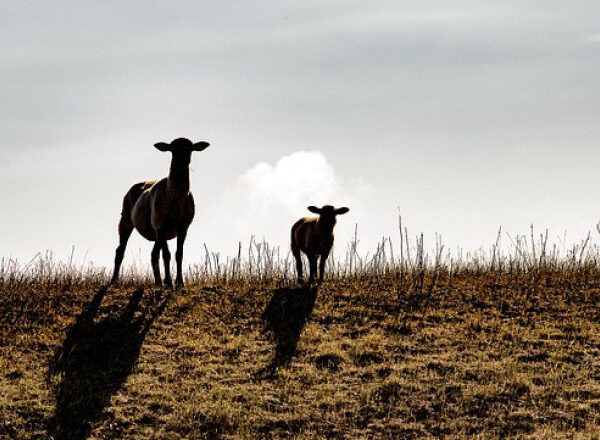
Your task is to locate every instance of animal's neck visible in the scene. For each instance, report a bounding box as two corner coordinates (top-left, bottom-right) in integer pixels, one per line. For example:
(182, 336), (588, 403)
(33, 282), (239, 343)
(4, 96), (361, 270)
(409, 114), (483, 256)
(167, 162), (190, 195)
(318, 218), (336, 234)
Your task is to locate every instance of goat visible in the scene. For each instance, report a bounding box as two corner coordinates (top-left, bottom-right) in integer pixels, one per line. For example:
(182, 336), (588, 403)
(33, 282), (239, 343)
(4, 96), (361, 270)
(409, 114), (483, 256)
(110, 137), (210, 287)
(291, 205), (349, 284)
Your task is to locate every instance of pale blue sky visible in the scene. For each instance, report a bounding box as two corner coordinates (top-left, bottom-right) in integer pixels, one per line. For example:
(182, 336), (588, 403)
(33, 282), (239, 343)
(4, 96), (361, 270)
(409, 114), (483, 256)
(2, 1), (600, 268)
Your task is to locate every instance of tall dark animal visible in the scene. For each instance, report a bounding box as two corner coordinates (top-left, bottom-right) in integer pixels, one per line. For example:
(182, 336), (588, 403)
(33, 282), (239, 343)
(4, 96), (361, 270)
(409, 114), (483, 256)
(291, 205), (349, 284)
(110, 137), (210, 287)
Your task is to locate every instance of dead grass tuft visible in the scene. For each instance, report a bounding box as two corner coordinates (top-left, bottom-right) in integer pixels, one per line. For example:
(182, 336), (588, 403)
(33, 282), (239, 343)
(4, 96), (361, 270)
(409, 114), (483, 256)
(3, 227), (600, 438)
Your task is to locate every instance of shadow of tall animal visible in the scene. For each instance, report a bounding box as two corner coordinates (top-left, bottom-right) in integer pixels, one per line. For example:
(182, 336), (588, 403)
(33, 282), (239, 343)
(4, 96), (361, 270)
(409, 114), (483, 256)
(47, 286), (169, 440)
(257, 285), (318, 378)
(111, 137), (210, 287)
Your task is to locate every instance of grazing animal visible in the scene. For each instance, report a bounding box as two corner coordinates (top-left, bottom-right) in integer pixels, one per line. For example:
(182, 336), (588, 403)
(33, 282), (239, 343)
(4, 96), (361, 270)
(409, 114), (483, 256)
(291, 205), (350, 284)
(110, 137), (210, 287)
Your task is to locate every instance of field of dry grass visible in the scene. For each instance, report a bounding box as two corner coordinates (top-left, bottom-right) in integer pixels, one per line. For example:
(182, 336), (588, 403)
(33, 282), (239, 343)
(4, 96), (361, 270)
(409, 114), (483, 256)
(2, 252), (600, 440)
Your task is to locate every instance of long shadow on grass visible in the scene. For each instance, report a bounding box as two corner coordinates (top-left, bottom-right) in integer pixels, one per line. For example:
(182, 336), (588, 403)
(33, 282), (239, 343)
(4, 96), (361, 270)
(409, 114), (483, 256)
(47, 286), (170, 440)
(257, 285), (318, 378)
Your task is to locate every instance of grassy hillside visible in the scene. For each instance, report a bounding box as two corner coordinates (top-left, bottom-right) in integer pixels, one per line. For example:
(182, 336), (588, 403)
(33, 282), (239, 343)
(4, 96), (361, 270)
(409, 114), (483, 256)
(2, 265), (600, 439)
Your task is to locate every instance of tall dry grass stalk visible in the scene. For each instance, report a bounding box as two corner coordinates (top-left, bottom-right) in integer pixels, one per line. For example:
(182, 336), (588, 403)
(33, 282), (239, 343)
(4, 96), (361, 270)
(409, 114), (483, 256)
(2, 217), (600, 293)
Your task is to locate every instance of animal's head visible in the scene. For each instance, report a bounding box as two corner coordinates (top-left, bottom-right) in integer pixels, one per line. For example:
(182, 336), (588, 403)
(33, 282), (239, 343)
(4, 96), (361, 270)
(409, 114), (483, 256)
(307, 205), (349, 226)
(154, 137), (210, 166)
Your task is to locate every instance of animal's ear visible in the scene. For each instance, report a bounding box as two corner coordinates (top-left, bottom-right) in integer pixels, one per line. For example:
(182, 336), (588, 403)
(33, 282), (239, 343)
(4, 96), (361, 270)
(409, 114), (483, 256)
(307, 206), (322, 214)
(154, 142), (171, 152)
(192, 141), (210, 151)
(335, 207), (350, 215)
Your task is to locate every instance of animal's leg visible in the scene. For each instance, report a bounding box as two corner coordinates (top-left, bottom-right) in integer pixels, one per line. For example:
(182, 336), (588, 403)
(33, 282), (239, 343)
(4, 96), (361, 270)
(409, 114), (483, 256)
(151, 241), (162, 286)
(175, 229), (188, 287)
(292, 246), (303, 283)
(110, 215), (134, 284)
(161, 240), (172, 288)
(318, 251), (330, 285)
(308, 254), (318, 284)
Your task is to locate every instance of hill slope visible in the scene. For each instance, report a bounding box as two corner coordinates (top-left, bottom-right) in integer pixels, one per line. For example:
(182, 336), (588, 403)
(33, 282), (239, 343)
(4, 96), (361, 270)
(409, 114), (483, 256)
(2, 275), (600, 439)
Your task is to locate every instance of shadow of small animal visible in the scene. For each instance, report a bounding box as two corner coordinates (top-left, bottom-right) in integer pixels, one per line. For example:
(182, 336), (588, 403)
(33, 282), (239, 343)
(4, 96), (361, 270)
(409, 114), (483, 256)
(256, 285), (318, 378)
(47, 286), (170, 440)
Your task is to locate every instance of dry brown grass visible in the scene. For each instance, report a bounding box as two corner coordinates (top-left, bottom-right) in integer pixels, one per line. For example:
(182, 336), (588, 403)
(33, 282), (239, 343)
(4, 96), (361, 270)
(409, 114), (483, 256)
(2, 258), (600, 439)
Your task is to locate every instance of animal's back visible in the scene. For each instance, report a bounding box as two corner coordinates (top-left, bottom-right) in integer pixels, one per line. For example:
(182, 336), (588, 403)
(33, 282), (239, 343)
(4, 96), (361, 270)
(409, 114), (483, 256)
(121, 180), (155, 218)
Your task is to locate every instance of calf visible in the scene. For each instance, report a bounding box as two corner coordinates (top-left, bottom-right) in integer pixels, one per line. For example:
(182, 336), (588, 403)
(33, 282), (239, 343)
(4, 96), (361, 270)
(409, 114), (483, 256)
(291, 205), (349, 284)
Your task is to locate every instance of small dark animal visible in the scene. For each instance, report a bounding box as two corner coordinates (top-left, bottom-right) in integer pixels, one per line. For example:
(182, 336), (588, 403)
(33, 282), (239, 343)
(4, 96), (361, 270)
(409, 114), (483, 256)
(110, 137), (210, 287)
(291, 205), (349, 284)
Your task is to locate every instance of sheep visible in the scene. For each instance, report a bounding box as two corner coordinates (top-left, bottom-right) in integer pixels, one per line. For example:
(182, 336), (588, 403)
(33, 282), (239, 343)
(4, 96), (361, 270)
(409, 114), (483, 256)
(291, 205), (349, 285)
(110, 137), (210, 287)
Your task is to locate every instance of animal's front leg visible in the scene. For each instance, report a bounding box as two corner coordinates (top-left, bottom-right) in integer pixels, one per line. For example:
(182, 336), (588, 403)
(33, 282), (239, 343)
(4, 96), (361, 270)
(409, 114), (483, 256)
(162, 243), (172, 288)
(155, 229), (172, 288)
(175, 229), (188, 287)
(308, 254), (318, 284)
(160, 240), (172, 288)
(318, 251), (330, 285)
(151, 242), (162, 286)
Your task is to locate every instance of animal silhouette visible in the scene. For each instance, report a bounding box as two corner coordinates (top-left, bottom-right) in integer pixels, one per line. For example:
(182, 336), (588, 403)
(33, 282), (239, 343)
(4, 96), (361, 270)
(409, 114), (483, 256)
(291, 205), (349, 284)
(110, 137), (210, 287)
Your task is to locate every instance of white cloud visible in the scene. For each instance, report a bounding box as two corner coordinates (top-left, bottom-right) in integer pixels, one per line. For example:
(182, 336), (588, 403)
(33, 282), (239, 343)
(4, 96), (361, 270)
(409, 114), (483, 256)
(196, 151), (372, 254)
(242, 151), (339, 212)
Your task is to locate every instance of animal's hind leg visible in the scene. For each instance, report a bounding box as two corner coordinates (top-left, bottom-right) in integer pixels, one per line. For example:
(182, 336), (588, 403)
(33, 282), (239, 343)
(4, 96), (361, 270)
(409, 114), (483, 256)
(151, 242), (162, 286)
(110, 216), (134, 284)
(161, 240), (172, 288)
(292, 246), (303, 283)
